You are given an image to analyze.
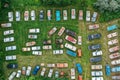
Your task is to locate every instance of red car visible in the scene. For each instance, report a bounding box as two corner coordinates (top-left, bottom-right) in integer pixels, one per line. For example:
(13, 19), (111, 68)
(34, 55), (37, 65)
(65, 35), (77, 44)
(78, 75), (82, 80)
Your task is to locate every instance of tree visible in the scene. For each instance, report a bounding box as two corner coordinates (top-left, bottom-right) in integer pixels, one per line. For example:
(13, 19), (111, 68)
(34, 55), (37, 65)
(41, 0), (76, 6)
(93, 0), (120, 13)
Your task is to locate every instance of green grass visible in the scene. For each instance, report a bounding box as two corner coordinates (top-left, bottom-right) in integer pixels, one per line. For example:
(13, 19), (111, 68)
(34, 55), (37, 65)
(0, 0), (120, 80)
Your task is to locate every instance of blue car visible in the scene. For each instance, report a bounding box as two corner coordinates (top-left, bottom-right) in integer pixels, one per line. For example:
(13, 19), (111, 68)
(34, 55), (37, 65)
(56, 10), (60, 21)
(66, 50), (77, 57)
(107, 25), (117, 31)
(76, 63), (82, 74)
(32, 65), (40, 75)
(88, 44), (101, 50)
(111, 66), (120, 72)
(90, 56), (102, 63)
(105, 65), (111, 76)
(88, 33), (101, 40)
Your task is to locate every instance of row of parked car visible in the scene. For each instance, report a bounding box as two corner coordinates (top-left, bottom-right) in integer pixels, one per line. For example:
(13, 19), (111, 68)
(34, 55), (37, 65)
(1, 23), (17, 51)
(8, 9), (98, 22)
(8, 63), (83, 80)
(106, 25), (120, 80)
(87, 24), (104, 80)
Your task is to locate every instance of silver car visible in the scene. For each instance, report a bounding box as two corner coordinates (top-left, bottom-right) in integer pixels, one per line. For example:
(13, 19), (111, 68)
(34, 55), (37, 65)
(31, 10), (35, 20)
(86, 11), (90, 21)
(4, 30), (14, 35)
(16, 11), (20, 21)
(91, 12), (98, 22)
(8, 72), (16, 80)
(16, 70), (21, 78)
(31, 46), (41, 50)
(28, 35), (37, 39)
(26, 66), (32, 76)
(1, 23), (12, 28)
(8, 12), (13, 21)
(6, 45), (16, 51)
(4, 37), (14, 42)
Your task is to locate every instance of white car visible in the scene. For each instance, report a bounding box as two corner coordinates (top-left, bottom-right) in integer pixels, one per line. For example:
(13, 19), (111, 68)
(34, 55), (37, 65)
(8, 12), (13, 21)
(6, 55), (16, 61)
(29, 28), (40, 33)
(91, 71), (103, 76)
(71, 68), (75, 80)
(65, 43), (77, 51)
(111, 59), (120, 65)
(47, 10), (52, 20)
(43, 45), (52, 50)
(6, 46), (16, 51)
(32, 51), (42, 55)
(71, 9), (76, 19)
(107, 32), (118, 39)
(86, 11), (90, 21)
(26, 66), (32, 76)
(88, 24), (99, 30)
(4, 30), (14, 35)
(31, 10), (35, 20)
(4, 37), (14, 42)
(112, 76), (120, 80)
(109, 52), (120, 59)
(63, 10), (67, 20)
(48, 69), (53, 78)
(108, 39), (118, 46)
(16, 70), (21, 78)
(92, 77), (103, 80)
(109, 46), (119, 53)
(40, 68), (46, 76)
(8, 72), (16, 80)
(1, 23), (12, 28)
(22, 47), (31, 52)
(91, 65), (102, 70)
(32, 46), (41, 50)
(47, 64), (55, 68)
(24, 11), (29, 21)
(48, 27), (57, 36)
(53, 50), (63, 54)
(78, 36), (82, 45)
(28, 35), (37, 39)
(91, 12), (98, 22)
(58, 27), (65, 36)
(16, 11), (20, 21)
(92, 50), (103, 56)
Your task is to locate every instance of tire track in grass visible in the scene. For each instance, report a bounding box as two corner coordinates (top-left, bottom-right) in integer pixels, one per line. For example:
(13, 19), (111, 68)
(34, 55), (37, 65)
(78, 21), (90, 80)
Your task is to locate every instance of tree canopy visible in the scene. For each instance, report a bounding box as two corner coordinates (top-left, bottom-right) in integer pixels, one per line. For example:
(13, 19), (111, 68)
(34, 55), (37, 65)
(93, 0), (120, 13)
(41, 0), (76, 6)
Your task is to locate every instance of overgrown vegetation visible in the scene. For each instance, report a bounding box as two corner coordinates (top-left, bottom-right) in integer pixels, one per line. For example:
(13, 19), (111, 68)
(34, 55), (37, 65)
(93, 0), (120, 22)
(0, 52), (5, 80)
(40, 0), (76, 7)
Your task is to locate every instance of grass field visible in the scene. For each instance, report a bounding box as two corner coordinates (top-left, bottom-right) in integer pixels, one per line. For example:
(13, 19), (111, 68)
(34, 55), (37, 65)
(0, 0), (120, 80)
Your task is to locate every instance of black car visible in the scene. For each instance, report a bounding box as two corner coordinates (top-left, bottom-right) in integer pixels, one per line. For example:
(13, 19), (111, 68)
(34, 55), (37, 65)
(90, 56), (102, 63)
(39, 10), (44, 21)
(65, 29), (76, 37)
(88, 33), (101, 40)
(7, 63), (18, 69)
(88, 44), (101, 50)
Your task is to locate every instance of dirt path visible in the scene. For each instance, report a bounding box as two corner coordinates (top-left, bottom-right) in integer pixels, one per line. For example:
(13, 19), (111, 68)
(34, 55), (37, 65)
(78, 21), (91, 80)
